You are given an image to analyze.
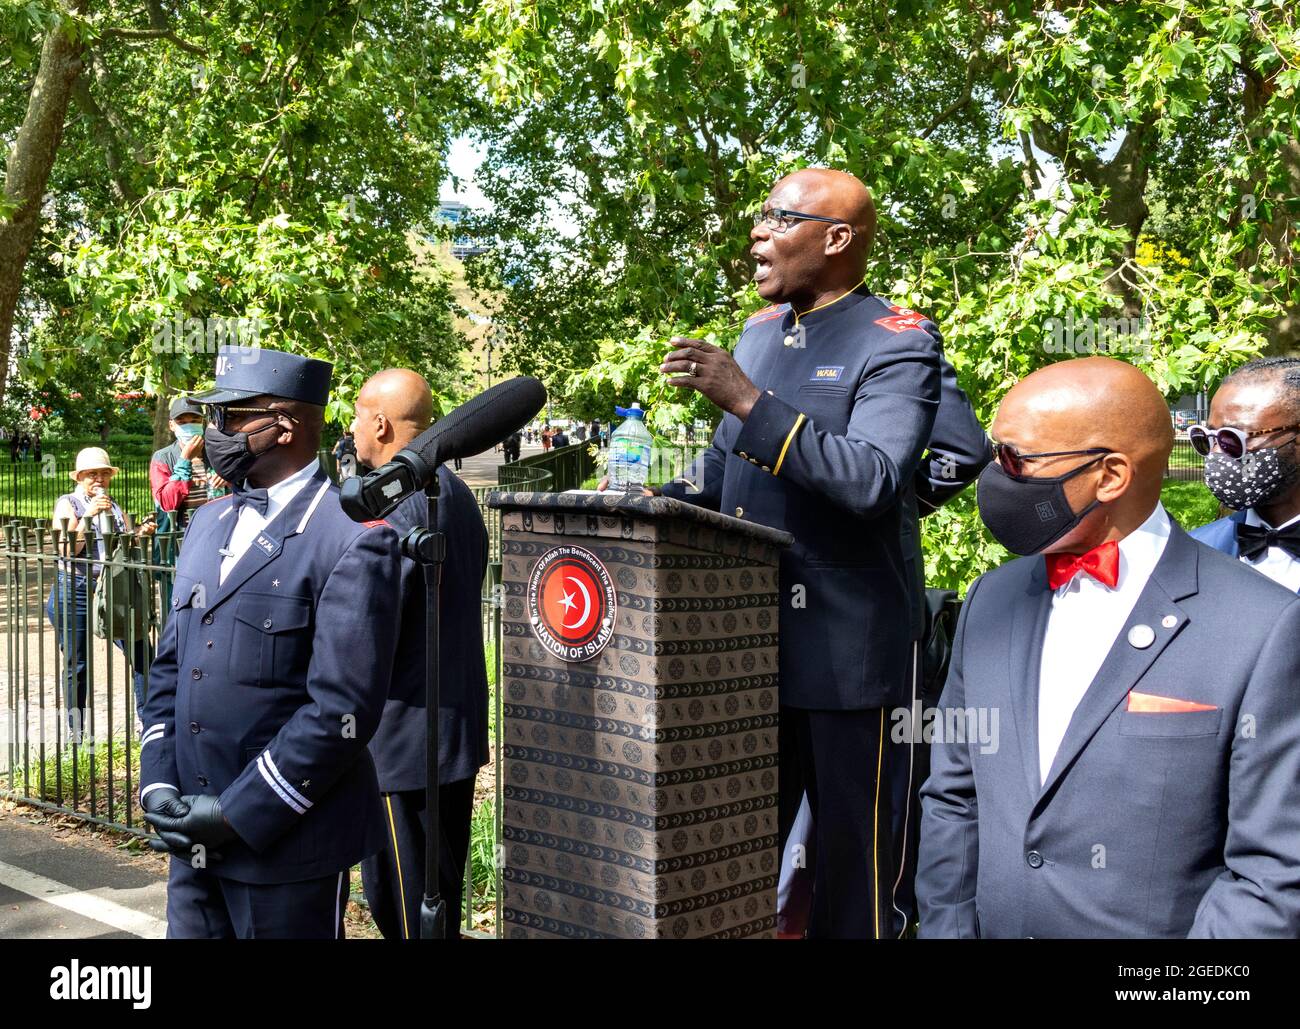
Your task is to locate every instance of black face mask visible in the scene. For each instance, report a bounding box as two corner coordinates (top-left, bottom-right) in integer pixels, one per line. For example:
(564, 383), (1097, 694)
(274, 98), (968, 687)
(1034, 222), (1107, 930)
(203, 420), (282, 486)
(976, 456), (1105, 556)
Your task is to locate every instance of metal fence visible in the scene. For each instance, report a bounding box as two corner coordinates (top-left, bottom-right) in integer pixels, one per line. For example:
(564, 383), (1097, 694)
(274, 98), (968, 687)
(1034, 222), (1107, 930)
(1, 448), (344, 522)
(1, 511), (505, 935)
(1165, 437), (1205, 482)
(2, 456), (159, 522)
(0, 436), (710, 934)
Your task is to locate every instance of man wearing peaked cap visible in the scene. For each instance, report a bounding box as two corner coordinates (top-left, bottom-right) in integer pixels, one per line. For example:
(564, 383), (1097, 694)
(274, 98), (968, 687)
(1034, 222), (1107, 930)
(140, 345), (404, 938)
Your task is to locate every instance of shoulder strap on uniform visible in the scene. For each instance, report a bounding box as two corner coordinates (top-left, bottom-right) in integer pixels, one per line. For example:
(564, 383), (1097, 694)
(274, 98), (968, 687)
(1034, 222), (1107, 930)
(294, 478), (332, 535)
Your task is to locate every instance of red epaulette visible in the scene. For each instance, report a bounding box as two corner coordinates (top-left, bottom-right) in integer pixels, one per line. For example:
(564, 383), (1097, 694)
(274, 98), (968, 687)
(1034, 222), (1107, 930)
(874, 306), (930, 334)
(745, 304), (786, 328)
(362, 519), (389, 528)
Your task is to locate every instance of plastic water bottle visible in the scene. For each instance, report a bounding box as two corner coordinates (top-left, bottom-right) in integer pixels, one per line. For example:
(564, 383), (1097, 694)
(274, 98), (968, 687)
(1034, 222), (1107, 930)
(608, 404), (653, 491)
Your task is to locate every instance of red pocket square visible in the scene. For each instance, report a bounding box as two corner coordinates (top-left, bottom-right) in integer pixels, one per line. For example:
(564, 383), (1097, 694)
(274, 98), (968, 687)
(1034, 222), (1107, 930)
(1126, 691), (1217, 714)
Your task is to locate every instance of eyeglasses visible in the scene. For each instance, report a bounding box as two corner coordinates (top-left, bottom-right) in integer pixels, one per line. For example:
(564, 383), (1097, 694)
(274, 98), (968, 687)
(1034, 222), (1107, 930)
(992, 442), (1111, 478)
(753, 207), (857, 236)
(1188, 422), (1300, 460)
(212, 406), (300, 432)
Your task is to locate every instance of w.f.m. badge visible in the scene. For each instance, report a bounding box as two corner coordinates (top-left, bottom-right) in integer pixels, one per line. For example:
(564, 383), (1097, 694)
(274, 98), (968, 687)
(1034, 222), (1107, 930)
(528, 545), (617, 663)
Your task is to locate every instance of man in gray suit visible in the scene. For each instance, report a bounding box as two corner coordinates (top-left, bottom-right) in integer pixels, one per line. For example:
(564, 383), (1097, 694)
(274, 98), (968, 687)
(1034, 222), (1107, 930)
(917, 356), (1300, 938)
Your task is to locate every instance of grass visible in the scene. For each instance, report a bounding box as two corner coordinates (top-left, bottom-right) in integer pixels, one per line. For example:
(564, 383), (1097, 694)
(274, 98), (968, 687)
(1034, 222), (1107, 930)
(1160, 479), (1222, 530)
(467, 796), (498, 917)
(2, 733), (148, 831)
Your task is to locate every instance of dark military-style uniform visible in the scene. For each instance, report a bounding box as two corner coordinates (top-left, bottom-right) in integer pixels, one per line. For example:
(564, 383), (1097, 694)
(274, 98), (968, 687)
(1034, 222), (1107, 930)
(140, 348), (402, 939)
(361, 465), (490, 940)
(890, 355), (990, 935)
(661, 286), (941, 938)
(777, 351), (992, 937)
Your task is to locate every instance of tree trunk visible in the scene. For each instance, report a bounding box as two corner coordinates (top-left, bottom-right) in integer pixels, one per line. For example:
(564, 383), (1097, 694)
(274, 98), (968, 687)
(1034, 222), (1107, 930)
(1032, 118), (1155, 321)
(0, 7), (86, 400)
(1240, 62), (1300, 355)
(152, 371), (173, 451)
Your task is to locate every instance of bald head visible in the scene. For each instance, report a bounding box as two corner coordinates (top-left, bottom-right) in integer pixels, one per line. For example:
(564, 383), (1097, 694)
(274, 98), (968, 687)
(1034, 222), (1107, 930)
(991, 357), (1173, 553)
(777, 168), (877, 247)
(750, 167), (877, 309)
(352, 368), (434, 468)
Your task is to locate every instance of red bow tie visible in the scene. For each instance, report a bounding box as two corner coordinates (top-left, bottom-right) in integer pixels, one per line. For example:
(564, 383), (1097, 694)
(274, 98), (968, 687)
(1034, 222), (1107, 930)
(1045, 540), (1120, 590)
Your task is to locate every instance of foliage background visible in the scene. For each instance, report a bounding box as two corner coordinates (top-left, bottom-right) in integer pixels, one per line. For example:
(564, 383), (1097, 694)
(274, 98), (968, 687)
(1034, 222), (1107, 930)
(4, 0), (1295, 590)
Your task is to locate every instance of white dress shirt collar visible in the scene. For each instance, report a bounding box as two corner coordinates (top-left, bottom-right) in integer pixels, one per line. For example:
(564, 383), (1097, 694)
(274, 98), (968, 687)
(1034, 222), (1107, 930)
(1241, 505), (1300, 592)
(1053, 502), (1171, 597)
(242, 457), (320, 519)
(220, 458), (321, 585)
(1244, 506), (1300, 531)
(1037, 503), (1172, 784)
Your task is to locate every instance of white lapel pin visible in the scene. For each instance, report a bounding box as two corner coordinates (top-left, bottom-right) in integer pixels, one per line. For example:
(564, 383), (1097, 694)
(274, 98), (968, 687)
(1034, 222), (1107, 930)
(1128, 624), (1155, 649)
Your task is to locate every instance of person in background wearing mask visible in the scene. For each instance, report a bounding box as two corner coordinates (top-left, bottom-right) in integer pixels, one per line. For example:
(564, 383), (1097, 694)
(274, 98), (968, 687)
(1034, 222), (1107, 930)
(916, 356), (1300, 938)
(139, 347), (402, 938)
(48, 447), (157, 737)
(1189, 357), (1300, 595)
(150, 396), (229, 533)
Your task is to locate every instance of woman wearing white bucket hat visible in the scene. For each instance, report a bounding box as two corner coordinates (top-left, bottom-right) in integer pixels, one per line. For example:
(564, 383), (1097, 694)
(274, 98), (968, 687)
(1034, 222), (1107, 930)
(47, 446), (156, 740)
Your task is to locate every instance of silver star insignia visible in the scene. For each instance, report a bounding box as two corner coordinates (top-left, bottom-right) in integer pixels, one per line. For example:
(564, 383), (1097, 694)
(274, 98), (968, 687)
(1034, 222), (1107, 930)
(271, 579), (280, 587)
(301, 780), (310, 787)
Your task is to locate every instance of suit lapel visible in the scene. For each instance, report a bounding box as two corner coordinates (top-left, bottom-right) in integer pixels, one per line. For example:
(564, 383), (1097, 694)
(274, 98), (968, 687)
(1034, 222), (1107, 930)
(209, 470), (330, 609)
(1007, 557), (1052, 798)
(184, 498), (236, 603)
(1036, 524), (1200, 803)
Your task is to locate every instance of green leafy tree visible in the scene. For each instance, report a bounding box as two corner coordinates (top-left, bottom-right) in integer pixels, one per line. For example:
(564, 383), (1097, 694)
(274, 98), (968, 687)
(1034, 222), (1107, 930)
(467, 0), (1298, 589)
(2, 0), (477, 443)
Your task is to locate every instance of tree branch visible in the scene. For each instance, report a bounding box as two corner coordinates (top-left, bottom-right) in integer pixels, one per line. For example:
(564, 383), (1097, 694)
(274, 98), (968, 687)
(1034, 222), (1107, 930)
(99, 27), (206, 56)
(71, 75), (140, 204)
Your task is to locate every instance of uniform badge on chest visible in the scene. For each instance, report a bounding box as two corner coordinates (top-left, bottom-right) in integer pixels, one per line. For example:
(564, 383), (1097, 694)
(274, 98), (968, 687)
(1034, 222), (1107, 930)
(810, 365), (844, 382)
(255, 533), (277, 556)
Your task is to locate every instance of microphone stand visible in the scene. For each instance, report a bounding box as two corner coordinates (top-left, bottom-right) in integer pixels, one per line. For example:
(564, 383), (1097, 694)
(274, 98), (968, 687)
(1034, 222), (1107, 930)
(399, 472), (446, 939)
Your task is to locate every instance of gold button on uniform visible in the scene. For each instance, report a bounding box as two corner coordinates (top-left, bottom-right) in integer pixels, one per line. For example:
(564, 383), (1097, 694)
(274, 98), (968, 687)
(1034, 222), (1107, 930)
(735, 507), (744, 518)
(783, 335), (795, 347)
(762, 465), (771, 473)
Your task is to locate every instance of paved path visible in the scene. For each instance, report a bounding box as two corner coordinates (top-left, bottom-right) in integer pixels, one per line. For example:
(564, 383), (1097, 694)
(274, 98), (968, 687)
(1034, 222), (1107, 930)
(0, 807), (167, 938)
(450, 441), (546, 488)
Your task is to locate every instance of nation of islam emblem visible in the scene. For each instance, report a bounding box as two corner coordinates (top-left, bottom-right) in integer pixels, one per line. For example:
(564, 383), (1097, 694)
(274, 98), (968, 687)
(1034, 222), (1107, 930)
(527, 545), (617, 662)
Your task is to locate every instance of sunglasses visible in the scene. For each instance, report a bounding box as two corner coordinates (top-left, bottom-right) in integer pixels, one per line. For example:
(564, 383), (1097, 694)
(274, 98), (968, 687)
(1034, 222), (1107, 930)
(992, 442), (1111, 478)
(1188, 422), (1300, 460)
(212, 406), (300, 432)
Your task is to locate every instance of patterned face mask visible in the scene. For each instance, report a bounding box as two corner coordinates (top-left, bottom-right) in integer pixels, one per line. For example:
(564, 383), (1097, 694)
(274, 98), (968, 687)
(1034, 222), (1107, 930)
(1203, 445), (1300, 511)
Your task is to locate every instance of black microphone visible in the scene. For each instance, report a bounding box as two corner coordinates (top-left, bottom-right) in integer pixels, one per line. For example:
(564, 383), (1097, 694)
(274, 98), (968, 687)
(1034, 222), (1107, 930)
(341, 376), (547, 521)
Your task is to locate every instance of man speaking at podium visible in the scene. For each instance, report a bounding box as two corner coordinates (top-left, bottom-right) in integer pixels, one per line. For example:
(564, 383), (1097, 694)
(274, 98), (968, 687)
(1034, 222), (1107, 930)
(657, 168), (942, 938)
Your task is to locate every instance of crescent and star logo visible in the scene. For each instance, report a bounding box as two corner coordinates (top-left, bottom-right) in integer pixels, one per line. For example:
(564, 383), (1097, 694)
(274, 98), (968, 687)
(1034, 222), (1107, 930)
(527, 544), (617, 662)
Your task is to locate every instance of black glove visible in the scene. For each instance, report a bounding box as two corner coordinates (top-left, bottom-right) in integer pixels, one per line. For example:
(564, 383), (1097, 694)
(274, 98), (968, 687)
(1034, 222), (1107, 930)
(141, 787), (194, 855)
(144, 794), (238, 854)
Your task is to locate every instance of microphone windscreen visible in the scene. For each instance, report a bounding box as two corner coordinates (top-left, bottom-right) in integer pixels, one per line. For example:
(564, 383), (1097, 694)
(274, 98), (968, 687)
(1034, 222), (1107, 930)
(409, 376), (547, 467)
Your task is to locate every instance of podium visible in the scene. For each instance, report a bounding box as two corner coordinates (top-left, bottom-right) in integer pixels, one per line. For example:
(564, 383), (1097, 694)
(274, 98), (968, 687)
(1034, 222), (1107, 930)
(488, 490), (793, 939)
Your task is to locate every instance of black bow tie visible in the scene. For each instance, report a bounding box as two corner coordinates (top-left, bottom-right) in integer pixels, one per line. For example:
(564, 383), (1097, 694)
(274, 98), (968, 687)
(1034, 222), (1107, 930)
(230, 486), (270, 518)
(1236, 520), (1300, 561)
